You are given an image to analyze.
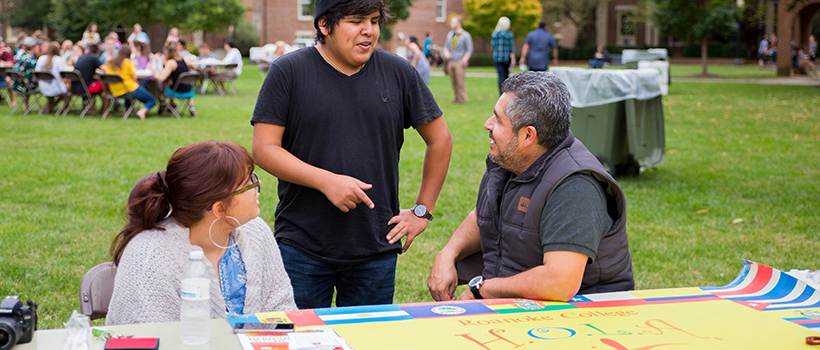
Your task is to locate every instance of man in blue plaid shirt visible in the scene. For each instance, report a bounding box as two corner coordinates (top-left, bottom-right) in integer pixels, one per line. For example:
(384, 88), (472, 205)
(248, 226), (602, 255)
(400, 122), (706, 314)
(491, 17), (515, 95)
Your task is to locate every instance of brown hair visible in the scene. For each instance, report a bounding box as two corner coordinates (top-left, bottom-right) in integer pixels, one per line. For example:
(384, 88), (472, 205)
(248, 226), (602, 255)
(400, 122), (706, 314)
(43, 42), (60, 71)
(107, 45), (131, 71)
(163, 43), (180, 62)
(111, 141), (255, 265)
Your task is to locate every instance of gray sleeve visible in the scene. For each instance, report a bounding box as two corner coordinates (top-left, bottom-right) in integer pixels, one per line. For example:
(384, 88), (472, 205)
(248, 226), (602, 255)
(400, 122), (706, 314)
(464, 33), (474, 55)
(539, 173), (613, 262)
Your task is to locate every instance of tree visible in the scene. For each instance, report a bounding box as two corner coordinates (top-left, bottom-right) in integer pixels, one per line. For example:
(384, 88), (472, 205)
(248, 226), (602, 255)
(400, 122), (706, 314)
(463, 0), (542, 40)
(0, 0), (52, 32)
(648, 0), (741, 75)
(540, 0), (605, 47)
(381, 0), (413, 42)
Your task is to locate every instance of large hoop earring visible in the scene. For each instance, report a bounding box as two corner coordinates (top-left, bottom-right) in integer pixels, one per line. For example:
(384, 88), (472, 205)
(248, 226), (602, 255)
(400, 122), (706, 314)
(208, 217), (239, 249)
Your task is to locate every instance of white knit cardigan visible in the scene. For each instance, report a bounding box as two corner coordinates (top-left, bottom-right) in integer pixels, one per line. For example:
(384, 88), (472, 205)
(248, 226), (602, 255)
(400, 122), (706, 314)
(106, 217), (297, 325)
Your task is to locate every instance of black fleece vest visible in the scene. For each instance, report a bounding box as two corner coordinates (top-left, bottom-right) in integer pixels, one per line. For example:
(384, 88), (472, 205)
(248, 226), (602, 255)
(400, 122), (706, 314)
(475, 132), (634, 295)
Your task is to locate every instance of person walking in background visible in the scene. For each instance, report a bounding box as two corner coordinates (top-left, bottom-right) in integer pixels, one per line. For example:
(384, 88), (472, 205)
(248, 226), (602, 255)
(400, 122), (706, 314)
(423, 32), (433, 61)
(406, 35), (431, 84)
(251, 0), (453, 310)
(490, 17), (515, 95)
(519, 21), (558, 72)
(809, 35), (817, 62)
(443, 15), (473, 104)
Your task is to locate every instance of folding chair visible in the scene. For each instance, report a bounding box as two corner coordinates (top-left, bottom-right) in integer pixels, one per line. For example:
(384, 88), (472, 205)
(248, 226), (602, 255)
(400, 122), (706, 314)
(79, 262), (117, 320)
(210, 63), (239, 95)
(163, 71), (200, 119)
(32, 71), (68, 115)
(60, 70), (96, 117)
(6, 70), (44, 115)
(0, 66), (11, 106)
(95, 73), (140, 120)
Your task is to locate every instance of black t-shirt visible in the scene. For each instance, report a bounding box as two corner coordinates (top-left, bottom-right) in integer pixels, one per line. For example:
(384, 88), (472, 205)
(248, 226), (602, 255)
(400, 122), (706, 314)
(251, 47), (442, 265)
(71, 54), (102, 93)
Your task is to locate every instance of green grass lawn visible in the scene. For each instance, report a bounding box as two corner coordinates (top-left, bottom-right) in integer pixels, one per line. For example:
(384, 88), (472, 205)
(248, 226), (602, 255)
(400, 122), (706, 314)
(1, 63), (818, 329)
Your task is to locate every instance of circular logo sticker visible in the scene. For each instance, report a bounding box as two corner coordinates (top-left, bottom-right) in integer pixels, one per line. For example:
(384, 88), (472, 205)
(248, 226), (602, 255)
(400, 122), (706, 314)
(514, 299), (546, 311)
(431, 306), (467, 315)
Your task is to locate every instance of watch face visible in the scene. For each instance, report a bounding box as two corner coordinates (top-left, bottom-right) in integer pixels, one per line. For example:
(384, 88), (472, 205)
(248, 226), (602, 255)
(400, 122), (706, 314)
(468, 275), (483, 288)
(413, 204), (427, 217)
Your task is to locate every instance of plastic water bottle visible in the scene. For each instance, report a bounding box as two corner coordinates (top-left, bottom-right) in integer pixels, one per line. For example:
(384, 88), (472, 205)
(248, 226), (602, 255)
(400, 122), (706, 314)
(180, 250), (210, 345)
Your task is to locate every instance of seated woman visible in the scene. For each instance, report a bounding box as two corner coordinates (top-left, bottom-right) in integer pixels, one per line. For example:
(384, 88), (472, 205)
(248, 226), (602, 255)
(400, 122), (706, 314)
(103, 45), (156, 120)
(589, 45), (610, 69)
(106, 141), (297, 325)
(35, 42), (69, 113)
(154, 43), (195, 113)
(132, 40), (163, 103)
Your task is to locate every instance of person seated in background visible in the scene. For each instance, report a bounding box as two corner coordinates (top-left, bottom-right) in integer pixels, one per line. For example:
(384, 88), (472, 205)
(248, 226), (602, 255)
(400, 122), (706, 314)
(198, 43), (216, 60)
(165, 27), (180, 44)
(154, 43), (196, 114)
(70, 43), (106, 114)
(66, 42), (85, 67)
(132, 40), (163, 104)
(214, 39), (242, 91)
(177, 39), (196, 62)
(60, 40), (74, 61)
(102, 45), (156, 120)
(11, 37), (41, 111)
(589, 45), (610, 69)
(127, 23), (150, 46)
(82, 22), (101, 46)
(428, 72), (634, 303)
(1, 38), (16, 106)
(100, 37), (118, 64)
(35, 42), (69, 113)
(106, 140), (297, 325)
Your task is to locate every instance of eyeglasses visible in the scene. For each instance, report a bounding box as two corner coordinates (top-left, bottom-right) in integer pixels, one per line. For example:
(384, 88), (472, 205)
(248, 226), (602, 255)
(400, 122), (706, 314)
(232, 172), (260, 196)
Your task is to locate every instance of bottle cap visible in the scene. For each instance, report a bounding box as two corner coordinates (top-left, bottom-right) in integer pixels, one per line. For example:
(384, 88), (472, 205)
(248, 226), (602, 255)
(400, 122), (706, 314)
(189, 250), (204, 260)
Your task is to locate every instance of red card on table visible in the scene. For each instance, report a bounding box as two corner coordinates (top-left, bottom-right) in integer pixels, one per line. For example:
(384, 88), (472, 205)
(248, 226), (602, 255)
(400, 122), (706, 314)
(104, 337), (160, 350)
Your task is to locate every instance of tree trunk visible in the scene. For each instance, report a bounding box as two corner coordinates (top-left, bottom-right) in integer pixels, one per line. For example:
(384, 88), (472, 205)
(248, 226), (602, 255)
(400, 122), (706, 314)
(701, 39), (708, 76)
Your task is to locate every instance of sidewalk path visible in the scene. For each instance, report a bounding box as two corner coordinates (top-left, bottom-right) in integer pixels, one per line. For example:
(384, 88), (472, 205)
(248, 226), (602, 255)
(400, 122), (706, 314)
(432, 70), (820, 86)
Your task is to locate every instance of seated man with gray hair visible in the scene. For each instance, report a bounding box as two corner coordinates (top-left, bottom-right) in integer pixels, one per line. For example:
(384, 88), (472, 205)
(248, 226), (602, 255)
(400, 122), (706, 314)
(428, 71), (634, 302)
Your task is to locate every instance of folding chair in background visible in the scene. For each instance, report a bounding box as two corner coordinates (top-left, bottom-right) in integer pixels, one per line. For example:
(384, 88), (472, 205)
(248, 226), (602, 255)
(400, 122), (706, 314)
(6, 70), (44, 115)
(60, 70), (96, 117)
(32, 71), (69, 115)
(211, 63), (239, 95)
(164, 71), (200, 118)
(0, 66), (12, 106)
(96, 73), (141, 120)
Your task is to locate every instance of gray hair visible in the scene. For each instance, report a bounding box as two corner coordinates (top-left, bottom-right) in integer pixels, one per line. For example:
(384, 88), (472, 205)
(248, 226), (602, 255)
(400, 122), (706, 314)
(501, 71), (572, 149)
(495, 17), (510, 32)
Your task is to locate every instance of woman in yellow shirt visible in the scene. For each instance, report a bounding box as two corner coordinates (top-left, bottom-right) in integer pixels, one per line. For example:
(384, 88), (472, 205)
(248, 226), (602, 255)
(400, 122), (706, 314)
(103, 45), (156, 120)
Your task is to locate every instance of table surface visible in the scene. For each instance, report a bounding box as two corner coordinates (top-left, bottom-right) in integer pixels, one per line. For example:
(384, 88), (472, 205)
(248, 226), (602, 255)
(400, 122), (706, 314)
(15, 261), (820, 350)
(17, 319), (241, 350)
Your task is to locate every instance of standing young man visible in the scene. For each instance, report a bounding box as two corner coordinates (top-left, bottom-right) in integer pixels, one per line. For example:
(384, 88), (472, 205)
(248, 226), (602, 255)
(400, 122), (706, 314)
(251, 0), (453, 309)
(443, 15), (473, 104)
(519, 21), (558, 72)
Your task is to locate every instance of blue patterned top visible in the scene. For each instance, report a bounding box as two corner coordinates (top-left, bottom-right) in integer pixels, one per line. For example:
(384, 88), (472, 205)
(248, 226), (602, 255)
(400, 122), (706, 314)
(491, 30), (515, 63)
(219, 235), (247, 314)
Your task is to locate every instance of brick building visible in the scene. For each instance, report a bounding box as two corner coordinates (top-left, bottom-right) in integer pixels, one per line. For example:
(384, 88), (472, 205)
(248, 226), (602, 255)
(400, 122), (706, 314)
(248, 0), (464, 52)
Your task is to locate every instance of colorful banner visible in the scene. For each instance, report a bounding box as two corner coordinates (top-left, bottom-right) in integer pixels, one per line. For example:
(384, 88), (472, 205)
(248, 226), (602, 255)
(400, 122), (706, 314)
(256, 261), (820, 349)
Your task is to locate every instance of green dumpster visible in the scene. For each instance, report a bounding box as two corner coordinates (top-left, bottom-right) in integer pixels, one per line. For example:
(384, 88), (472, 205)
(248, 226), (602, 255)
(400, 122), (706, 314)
(549, 67), (665, 177)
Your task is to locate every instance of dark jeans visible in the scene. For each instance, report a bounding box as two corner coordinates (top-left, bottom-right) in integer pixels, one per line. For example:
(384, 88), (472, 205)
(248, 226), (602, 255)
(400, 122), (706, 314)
(278, 240), (397, 309)
(494, 61), (510, 95)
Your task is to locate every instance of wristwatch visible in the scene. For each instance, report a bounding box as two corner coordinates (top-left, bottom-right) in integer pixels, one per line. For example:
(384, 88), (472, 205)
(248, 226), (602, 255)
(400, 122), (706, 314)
(468, 275), (484, 299)
(412, 203), (434, 221)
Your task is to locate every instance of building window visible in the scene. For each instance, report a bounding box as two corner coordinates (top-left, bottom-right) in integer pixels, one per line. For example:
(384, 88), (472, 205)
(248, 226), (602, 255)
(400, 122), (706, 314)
(620, 13), (634, 36)
(436, 0), (446, 22)
(298, 0), (313, 21)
